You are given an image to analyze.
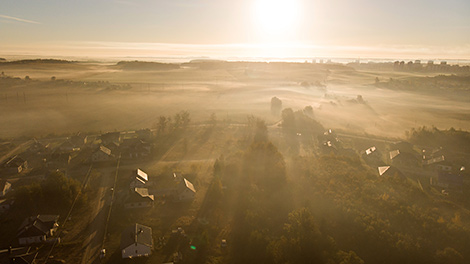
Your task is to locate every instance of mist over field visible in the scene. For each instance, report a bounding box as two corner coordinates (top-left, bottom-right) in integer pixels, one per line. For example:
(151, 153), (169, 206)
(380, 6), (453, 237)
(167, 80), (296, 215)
(1, 60), (469, 138)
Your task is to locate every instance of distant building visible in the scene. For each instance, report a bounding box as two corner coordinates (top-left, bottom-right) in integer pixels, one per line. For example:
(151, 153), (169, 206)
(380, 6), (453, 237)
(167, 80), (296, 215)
(17, 215), (59, 245)
(121, 223), (153, 259)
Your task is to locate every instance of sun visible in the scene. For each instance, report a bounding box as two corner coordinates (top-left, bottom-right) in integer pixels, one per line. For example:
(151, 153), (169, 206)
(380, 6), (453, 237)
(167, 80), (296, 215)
(253, 0), (300, 36)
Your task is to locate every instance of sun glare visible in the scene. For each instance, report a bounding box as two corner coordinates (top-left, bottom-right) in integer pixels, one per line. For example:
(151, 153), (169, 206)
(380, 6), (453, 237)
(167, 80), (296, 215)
(253, 0), (300, 36)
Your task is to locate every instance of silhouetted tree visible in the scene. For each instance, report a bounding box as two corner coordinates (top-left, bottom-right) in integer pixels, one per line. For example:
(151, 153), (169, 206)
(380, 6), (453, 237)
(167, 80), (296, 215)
(271, 97), (282, 116)
(303, 105), (314, 117)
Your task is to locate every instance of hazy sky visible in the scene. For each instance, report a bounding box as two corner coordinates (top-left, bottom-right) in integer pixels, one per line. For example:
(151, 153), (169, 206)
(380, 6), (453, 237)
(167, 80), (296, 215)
(1, 0), (469, 59)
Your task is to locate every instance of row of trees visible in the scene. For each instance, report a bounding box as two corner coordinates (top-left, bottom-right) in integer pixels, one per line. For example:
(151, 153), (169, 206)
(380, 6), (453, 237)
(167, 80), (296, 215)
(154, 110), (191, 135)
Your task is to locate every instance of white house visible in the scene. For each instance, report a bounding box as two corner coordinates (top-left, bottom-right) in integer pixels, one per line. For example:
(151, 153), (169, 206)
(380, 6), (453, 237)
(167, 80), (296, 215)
(124, 188), (154, 209)
(121, 223), (153, 259)
(91, 145), (113, 163)
(17, 215), (59, 245)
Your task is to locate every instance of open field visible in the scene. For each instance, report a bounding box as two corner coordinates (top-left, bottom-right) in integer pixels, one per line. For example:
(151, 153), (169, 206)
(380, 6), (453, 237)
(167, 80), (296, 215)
(1, 60), (469, 139)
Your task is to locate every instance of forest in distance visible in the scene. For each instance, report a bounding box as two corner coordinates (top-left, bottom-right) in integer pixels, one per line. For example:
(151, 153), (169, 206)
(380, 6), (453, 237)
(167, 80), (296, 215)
(1, 58), (470, 264)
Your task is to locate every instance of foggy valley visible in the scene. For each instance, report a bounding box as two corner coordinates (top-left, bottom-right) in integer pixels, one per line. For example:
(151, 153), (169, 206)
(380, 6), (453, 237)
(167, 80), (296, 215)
(1, 0), (470, 263)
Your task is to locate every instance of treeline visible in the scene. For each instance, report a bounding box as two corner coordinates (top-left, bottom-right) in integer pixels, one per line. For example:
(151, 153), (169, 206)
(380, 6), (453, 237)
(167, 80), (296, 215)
(376, 75), (470, 92)
(115, 61), (180, 71)
(407, 126), (470, 154)
(0, 59), (75, 65)
(0, 74), (132, 91)
(154, 110), (191, 135)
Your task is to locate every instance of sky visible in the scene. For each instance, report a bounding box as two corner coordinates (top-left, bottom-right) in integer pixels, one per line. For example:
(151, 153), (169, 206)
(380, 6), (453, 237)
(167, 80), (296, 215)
(0, 0), (469, 60)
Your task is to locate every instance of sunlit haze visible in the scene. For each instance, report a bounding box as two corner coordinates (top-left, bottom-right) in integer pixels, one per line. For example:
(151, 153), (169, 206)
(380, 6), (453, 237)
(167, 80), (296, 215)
(0, 0), (469, 60)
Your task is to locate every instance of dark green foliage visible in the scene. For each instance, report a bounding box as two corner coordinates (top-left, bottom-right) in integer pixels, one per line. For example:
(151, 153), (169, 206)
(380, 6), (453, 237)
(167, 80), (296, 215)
(14, 171), (82, 211)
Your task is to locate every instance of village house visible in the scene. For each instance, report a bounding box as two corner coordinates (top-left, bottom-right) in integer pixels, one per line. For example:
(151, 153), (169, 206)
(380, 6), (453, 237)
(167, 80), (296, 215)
(3, 155), (28, 174)
(17, 215), (59, 245)
(120, 138), (151, 160)
(321, 140), (338, 155)
(0, 180), (11, 198)
(27, 140), (49, 155)
(423, 155), (453, 172)
(104, 141), (120, 156)
(124, 188), (154, 209)
(100, 132), (121, 145)
(91, 145), (114, 163)
(130, 169), (149, 189)
(378, 166), (406, 180)
(120, 223), (153, 259)
(57, 139), (81, 153)
(362, 146), (383, 165)
(174, 178), (196, 202)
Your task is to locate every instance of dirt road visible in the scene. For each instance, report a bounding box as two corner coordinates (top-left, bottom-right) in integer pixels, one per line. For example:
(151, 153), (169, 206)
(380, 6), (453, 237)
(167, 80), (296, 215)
(80, 167), (114, 264)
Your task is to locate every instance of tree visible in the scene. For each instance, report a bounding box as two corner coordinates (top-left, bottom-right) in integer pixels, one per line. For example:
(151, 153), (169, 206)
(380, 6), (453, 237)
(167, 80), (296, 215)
(254, 119), (268, 142)
(51, 76), (56, 81)
(269, 208), (329, 264)
(281, 108), (295, 136)
(303, 105), (314, 117)
(209, 113), (217, 127)
(271, 97), (283, 116)
(157, 116), (168, 134)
